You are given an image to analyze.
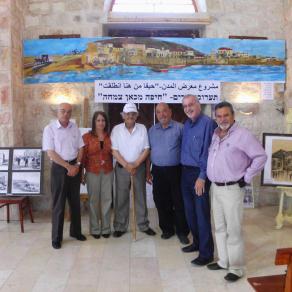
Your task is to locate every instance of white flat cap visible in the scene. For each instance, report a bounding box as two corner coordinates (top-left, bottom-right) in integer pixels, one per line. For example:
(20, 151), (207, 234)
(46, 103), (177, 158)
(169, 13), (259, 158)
(123, 103), (138, 113)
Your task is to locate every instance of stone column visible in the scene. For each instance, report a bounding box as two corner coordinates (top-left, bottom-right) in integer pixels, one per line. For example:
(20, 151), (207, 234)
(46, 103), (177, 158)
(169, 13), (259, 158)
(0, 0), (24, 147)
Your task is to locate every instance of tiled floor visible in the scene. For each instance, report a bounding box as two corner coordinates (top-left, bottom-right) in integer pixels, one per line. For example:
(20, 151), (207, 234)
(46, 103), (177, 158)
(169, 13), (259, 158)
(0, 206), (291, 292)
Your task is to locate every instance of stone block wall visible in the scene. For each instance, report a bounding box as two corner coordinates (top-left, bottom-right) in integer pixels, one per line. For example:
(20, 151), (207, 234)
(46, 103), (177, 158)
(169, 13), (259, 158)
(0, 0), (289, 210)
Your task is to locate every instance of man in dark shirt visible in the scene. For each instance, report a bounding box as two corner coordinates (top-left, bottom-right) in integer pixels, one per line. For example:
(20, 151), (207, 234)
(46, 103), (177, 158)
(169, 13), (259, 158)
(181, 94), (216, 266)
(147, 103), (189, 244)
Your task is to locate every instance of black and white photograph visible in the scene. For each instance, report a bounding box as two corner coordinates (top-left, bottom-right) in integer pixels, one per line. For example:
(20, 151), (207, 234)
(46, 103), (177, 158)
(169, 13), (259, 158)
(262, 133), (292, 186)
(0, 172), (8, 194)
(0, 149), (10, 171)
(12, 148), (42, 171)
(11, 172), (41, 194)
(243, 185), (254, 208)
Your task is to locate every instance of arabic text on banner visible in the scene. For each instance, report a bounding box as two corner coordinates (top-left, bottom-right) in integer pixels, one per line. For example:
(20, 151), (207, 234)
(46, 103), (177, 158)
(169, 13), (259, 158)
(95, 80), (221, 104)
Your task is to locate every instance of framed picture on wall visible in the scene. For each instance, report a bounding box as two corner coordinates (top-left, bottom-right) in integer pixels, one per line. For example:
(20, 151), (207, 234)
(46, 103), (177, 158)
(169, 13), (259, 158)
(243, 184), (254, 208)
(261, 133), (292, 187)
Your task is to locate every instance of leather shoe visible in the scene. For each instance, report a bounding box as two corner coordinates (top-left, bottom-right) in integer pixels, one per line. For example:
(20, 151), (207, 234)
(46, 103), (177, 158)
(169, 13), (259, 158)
(191, 257), (213, 266)
(177, 234), (190, 245)
(71, 234), (87, 241)
(207, 262), (225, 270)
(142, 228), (156, 236)
(113, 231), (125, 238)
(161, 232), (174, 239)
(92, 234), (100, 239)
(182, 244), (198, 253)
(224, 273), (241, 282)
(102, 233), (110, 238)
(52, 241), (61, 249)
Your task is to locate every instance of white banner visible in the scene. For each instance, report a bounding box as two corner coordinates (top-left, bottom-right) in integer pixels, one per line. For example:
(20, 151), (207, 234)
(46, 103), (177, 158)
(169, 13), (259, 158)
(95, 80), (220, 104)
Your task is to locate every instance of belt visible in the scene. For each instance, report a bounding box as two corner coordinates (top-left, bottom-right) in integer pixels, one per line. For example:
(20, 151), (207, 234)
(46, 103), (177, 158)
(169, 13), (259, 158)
(66, 158), (77, 165)
(182, 165), (200, 170)
(214, 181), (238, 186)
(116, 162), (123, 168)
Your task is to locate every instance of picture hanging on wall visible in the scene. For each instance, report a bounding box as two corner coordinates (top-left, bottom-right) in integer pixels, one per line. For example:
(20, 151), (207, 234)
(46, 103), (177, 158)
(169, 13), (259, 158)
(261, 133), (292, 187)
(23, 37), (285, 84)
(0, 147), (43, 196)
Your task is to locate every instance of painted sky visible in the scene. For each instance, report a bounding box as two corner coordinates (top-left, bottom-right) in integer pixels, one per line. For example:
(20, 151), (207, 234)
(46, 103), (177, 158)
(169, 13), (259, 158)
(158, 38), (285, 59)
(23, 37), (285, 59)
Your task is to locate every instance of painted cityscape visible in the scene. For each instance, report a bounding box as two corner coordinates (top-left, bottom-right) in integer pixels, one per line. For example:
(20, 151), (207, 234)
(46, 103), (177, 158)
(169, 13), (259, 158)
(23, 37), (285, 84)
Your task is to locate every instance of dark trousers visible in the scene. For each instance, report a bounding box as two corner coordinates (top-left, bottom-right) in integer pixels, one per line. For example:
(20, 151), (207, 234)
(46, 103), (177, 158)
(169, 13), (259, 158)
(152, 164), (189, 236)
(51, 162), (82, 242)
(181, 166), (214, 260)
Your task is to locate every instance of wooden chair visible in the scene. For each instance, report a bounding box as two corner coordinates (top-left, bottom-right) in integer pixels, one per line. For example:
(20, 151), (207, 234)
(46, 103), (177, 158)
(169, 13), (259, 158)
(248, 248), (292, 292)
(0, 196), (34, 233)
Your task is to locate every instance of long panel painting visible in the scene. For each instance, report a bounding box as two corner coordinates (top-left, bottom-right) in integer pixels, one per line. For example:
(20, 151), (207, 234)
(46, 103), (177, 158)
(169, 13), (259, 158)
(23, 37), (285, 84)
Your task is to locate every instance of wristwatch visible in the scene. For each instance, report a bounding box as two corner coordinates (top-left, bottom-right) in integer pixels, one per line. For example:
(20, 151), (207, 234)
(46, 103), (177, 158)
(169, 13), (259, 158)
(76, 162), (81, 166)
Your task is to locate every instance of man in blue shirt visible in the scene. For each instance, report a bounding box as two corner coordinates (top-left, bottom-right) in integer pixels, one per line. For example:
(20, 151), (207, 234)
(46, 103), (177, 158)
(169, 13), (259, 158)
(181, 95), (216, 266)
(147, 103), (189, 244)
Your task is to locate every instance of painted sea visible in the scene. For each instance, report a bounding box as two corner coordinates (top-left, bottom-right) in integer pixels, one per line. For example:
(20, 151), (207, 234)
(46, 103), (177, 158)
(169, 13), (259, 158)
(24, 64), (285, 84)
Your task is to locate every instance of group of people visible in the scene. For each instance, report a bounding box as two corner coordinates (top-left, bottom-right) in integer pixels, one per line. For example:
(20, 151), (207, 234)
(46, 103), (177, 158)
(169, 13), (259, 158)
(42, 95), (267, 282)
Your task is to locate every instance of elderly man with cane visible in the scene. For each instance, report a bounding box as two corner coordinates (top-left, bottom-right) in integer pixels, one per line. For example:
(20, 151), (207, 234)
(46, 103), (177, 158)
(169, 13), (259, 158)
(111, 103), (156, 238)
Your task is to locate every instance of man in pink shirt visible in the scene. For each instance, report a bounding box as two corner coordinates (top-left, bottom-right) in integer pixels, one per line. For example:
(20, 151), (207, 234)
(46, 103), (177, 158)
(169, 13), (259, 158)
(206, 101), (267, 282)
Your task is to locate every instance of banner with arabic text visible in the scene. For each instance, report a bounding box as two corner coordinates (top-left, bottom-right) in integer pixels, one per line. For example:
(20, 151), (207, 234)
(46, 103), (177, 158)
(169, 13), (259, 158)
(95, 80), (220, 104)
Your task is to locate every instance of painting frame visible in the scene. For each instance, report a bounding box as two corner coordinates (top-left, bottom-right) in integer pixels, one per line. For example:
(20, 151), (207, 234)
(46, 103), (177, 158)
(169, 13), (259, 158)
(261, 133), (292, 187)
(0, 147), (44, 196)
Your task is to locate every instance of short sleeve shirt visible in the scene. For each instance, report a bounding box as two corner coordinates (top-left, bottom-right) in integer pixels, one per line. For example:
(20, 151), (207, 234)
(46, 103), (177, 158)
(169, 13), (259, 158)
(42, 120), (84, 161)
(111, 123), (149, 163)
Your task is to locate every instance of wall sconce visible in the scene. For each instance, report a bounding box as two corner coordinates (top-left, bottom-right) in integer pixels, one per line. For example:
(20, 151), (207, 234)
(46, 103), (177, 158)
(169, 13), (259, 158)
(234, 103), (259, 116)
(233, 92), (260, 115)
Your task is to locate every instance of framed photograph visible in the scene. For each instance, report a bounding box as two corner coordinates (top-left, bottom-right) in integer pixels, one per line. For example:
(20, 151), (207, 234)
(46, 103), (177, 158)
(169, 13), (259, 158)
(261, 133), (292, 186)
(243, 185), (254, 208)
(11, 172), (41, 195)
(0, 149), (10, 171)
(12, 148), (41, 171)
(0, 172), (8, 194)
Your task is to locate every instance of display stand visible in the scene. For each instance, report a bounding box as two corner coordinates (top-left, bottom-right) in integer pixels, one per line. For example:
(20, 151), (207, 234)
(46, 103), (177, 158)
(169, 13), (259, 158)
(275, 187), (292, 229)
(0, 196), (34, 232)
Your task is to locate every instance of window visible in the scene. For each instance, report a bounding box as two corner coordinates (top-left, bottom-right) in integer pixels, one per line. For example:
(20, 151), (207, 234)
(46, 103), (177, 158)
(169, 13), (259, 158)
(111, 0), (200, 14)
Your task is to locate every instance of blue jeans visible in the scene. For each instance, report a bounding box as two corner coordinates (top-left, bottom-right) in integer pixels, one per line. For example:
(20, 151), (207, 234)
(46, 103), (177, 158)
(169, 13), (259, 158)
(181, 166), (214, 260)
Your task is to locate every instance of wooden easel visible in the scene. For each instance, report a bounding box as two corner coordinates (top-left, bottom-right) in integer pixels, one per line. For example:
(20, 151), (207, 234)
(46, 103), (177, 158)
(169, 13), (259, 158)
(248, 248), (292, 292)
(275, 187), (292, 229)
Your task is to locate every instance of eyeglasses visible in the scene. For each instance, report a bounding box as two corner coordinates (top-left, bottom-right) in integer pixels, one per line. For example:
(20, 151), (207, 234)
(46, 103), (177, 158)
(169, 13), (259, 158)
(59, 109), (72, 114)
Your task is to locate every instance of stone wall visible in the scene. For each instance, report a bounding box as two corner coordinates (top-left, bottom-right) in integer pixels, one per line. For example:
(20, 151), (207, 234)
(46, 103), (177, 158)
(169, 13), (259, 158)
(5, 0), (289, 210)
(0, 0), (24, 147)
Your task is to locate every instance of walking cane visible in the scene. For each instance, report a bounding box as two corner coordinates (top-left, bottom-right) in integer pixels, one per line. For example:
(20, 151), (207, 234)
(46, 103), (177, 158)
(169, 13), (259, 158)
(130, 175), (137, 241)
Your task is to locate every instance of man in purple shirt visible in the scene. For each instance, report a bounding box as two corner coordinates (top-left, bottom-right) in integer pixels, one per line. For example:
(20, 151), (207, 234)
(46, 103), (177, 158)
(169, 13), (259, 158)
(206, 101), (267, 282)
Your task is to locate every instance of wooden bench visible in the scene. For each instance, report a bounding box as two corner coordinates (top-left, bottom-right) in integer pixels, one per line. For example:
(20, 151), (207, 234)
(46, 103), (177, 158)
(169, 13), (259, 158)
(0, 196), (34, 233)
(248, 248), (292, 292)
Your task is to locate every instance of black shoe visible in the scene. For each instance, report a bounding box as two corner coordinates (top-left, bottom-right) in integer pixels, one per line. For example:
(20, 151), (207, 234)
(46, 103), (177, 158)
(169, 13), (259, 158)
(52, 241), (61, 249)
(71, 234), (87, 241)
(102, 233), (110, 238)
(142, 228), (156, 236)
(92, 234), (100, 239)
(177, 234), (190, 245)
(207, 262), (225, 270)
(182, 244), (198, 253)
(161, 232), (174, 239)
(113, 231), (125, 238)
(191, 257), (213, 266)
(224, 273), (241, 282)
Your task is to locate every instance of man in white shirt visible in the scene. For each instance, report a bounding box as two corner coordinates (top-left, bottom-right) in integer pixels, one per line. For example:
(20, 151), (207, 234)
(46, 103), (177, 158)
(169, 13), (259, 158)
(43, 103), (86, 249)
(111, 103), (156, 237)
